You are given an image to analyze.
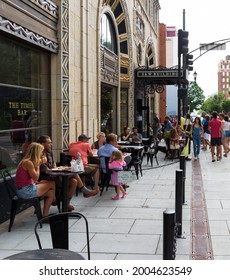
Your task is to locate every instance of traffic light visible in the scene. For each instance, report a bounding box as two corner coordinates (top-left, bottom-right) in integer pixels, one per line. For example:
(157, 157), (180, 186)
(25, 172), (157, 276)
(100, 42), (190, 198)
(178, 29), (189, 55)
(186, 54), (193, 71)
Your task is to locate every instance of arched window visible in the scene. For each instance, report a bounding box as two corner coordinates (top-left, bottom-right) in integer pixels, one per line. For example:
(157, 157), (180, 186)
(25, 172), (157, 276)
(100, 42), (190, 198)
(100, 13), (117, 54)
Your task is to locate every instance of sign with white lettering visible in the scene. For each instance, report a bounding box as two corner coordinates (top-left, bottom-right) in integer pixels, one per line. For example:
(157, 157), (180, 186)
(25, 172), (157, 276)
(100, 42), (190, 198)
(136, 70), (183, 78)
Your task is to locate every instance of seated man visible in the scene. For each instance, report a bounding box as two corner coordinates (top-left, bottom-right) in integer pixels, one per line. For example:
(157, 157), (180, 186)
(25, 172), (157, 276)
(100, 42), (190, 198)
(129, 127), (143, 143)
(37, 135), (99, 212)
(68, 134), (100, 191)
(98, 133), (131, 174)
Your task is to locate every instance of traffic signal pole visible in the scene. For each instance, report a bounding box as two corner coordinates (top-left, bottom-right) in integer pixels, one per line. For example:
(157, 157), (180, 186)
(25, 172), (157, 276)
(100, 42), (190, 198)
(177, 38), (182, 126)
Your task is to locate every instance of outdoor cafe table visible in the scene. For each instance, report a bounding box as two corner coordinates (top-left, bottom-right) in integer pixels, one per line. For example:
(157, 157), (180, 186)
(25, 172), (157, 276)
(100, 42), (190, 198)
(47, 168), (83, 212)
(3, 248), (85, 260)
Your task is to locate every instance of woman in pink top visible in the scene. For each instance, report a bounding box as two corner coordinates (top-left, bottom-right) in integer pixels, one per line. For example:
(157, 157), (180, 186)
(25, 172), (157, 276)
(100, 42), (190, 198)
(108, 150), (127, 200)
(16, 142), (55, 217)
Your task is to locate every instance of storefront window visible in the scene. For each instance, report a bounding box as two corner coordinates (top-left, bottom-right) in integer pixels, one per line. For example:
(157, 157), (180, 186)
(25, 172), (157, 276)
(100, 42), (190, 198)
(0, 35), (51, 171)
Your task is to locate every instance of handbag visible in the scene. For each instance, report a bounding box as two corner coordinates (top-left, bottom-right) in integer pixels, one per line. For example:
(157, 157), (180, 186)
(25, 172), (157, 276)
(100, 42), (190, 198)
(181, 138), (190, 158)
(70, 158), (84, 172)
(118, 171), (134, 183)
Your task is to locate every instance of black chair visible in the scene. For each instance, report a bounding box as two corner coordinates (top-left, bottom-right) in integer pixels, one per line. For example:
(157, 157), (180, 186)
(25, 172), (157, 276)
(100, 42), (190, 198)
(127, 148), (144, 179)
(99, 157), (113, 196)
(34, 212), (90, 260)
(1, 170), (42, 232)
(146, 142), (159, 166)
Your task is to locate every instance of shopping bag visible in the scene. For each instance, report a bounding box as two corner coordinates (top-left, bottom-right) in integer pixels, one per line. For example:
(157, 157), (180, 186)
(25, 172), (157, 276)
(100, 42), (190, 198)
(118, 171), (134, 183)
(181, 138), (190, 157)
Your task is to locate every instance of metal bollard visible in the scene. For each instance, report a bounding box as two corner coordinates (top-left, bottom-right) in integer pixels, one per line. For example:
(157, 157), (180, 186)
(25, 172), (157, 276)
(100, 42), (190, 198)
(163, 209), (176, 260)
(175, 169), (186, 238)
(179, 155), (186, 204)
(60, 152), (66, 166)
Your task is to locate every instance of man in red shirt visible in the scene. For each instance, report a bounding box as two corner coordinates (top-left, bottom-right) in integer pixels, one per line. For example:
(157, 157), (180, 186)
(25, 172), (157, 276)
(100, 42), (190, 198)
(208, 111), (222, 162)
(68, 134), (100, 190)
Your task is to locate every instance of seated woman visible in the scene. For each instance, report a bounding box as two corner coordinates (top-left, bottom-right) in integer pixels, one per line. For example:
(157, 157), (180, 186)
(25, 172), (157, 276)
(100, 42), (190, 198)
(15, 142), (55, 218)
(91, 132), (106, 150)
(120, 126), (132, 141)
(168, 127), (180, 158)
(177, 126), (186, 150)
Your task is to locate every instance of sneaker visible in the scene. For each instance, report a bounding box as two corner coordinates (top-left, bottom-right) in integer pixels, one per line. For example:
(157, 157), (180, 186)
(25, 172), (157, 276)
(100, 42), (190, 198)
(112, 195), (120, 200)
(197, 155), (199, 159)
(121, 191), (127, 198)
(194, 156), (197, 160)
(83, 187), (100, 198)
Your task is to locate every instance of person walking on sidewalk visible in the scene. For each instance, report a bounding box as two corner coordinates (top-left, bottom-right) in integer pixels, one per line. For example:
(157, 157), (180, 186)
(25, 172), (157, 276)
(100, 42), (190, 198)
(191, 117), (203, 160)
(208, 111), (222, 162)
(202, 114), (211, 151)
(37, 135), (99, 212)
(108, 150), (127, 200)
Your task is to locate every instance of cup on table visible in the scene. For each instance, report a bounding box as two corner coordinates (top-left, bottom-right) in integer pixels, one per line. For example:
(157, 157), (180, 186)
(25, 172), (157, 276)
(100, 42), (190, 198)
(92, 149), (98, 156)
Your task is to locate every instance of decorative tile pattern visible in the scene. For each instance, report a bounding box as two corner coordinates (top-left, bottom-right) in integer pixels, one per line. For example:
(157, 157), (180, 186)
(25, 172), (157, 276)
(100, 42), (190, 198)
(0, 16), (58, 53)
(61, 0), (69, 150)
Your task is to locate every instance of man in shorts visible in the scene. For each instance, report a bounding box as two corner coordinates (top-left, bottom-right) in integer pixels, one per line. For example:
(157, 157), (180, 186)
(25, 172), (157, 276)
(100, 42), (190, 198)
(208, 111), (222, 162)
(68, 134), (100, 190)
(38, 135), (99, 211)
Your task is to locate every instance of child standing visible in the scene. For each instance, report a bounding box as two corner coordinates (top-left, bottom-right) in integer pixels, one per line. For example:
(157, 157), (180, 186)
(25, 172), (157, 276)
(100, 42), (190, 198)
(108, 150), (127, 200)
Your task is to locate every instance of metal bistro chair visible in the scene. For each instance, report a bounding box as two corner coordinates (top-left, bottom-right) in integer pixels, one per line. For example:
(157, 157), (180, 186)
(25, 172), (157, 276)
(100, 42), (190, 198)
(127, 147), (144, 179)
(146, 141), (159, 167)
(1, 170), (42, 232)
(99, 156), (113, 196)
(34, 212), (90, 260)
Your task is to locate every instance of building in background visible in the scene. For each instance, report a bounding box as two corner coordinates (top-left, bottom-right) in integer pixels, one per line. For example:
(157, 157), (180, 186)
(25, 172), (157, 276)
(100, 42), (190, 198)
(218, 55), (230, 100)
(165, 26), (178, 116)
(0, 0), (161, 168)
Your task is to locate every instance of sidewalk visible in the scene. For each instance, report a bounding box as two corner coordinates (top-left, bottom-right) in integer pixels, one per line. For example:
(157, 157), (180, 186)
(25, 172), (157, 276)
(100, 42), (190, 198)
(0, 148), (229, 260)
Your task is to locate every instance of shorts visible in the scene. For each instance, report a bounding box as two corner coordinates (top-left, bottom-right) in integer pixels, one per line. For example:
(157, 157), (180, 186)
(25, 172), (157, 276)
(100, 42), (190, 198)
(211, 137), (222, 147)
(224, 130), (230, 138)
(204, 133), (210, 141)
(84, 164), (99, 175)
(16, 183), (38, 199)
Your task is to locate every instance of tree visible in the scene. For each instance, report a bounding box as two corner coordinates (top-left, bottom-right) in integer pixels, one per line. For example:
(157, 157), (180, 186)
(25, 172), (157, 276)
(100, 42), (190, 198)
(188, 81), (205, 112)
(202, 93), (230, 113)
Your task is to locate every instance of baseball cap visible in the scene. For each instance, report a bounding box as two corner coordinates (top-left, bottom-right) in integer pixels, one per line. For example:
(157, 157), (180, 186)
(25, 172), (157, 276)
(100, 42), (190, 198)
(78, 134), (91, 141)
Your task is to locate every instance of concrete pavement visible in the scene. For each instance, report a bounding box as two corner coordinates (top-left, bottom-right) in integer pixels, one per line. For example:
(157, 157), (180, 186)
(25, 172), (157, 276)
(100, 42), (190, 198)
(0, 147), (229, 260)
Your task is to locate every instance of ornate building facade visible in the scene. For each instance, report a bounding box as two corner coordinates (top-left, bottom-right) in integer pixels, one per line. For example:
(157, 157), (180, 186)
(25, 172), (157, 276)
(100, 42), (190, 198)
(0, 0), (161, 163)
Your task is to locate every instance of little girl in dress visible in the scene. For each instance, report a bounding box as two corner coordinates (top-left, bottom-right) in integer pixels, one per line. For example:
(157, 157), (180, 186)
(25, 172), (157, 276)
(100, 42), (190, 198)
(108, 150), (127, 200)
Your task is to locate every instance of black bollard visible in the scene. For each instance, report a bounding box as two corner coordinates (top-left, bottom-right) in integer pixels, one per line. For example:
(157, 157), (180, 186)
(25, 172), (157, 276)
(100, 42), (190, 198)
(179, 155), (186, 204)
(175, 169), (185, 238)
(60, 152), (66, 166)
(163, 209), (176, 260)
(179, 154), (186, 179)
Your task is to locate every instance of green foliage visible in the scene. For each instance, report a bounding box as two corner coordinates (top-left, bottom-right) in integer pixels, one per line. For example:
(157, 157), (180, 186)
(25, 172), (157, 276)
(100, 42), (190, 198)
(201, 93), (230, 113)
(188, 81), (205, 112)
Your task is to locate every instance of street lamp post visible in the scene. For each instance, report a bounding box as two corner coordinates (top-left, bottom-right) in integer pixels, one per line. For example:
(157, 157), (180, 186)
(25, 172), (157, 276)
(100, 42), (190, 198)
(193, 71), (197, 83)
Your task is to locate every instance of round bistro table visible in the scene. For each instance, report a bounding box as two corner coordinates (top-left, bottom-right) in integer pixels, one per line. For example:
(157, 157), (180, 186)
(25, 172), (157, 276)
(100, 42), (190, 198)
(3, 248), (85, 260)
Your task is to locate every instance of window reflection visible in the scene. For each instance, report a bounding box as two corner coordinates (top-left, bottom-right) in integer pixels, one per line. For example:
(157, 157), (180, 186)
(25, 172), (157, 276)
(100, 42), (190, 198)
(0, 36), (51, 171)
(100, 13), (117, 54)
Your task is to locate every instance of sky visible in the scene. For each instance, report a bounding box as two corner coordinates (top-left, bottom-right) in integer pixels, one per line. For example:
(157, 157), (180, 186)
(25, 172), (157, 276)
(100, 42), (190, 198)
(159, 0), (230, 98)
